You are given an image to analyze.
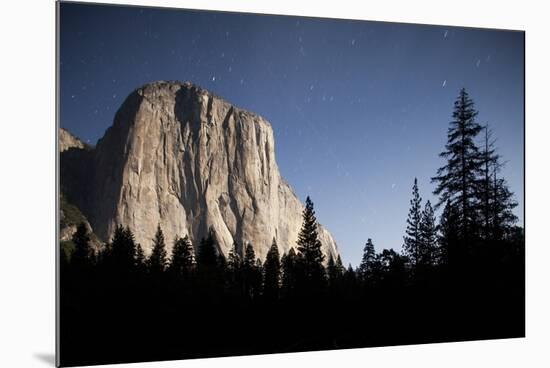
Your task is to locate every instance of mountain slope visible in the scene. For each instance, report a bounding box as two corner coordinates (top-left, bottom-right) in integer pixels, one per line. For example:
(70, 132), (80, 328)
(59, 128), (101, 249)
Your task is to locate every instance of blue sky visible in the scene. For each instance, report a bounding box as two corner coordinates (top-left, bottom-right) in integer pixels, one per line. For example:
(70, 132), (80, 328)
(59, 2), (524, 266)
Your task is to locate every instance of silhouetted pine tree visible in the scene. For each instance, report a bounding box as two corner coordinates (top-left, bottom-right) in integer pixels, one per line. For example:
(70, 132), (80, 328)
(403, 178), (422, 266)
(474, 123), (517, 245)
(243, 243), (261, 299)
(148, 224), (168, 275)
(336, 255), (344, 273)
(296, 196), (326, 288)
(327, 253), (344, 286)
(197, 230), (218, 268)
(71, 223), (94, 271)
(243, 243), (256, 269)
(490, 171), (518, 242)
(263, 238), (281, 301)
(110, 225), (137, 274)
(358, 238), (377, 283)
(169, 235), (195, 278)
(195, 230), (225, 296)
(419, 200), (437, 267)
(432, 88), (483, 247)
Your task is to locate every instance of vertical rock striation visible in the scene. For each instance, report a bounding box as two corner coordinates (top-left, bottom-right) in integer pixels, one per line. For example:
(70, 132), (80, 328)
(64, 81), (339, 261)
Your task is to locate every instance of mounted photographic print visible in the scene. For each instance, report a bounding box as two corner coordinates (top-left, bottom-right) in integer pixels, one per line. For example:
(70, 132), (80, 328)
(57, 1), (525, 366)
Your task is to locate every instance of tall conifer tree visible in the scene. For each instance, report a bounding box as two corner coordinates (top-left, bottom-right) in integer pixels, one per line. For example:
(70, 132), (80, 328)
(432, 88), (483, 244)
(148, 224), (168, 275)
(491, 174), (518, 241)
(110, 225), (136, 274)
(403, 178), (422, 266)
(169, 235), (195, 278)
(243, 243), (261, 298)
(359, 238), (377, 282)
(197, 230), (218, 267)
(72, 222), (93, 270)
(263, 238), (282, 300)
(296, 196), (325, 286)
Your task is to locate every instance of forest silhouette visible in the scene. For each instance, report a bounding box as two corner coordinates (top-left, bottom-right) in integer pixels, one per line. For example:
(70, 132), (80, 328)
(59, 88), (524, 366)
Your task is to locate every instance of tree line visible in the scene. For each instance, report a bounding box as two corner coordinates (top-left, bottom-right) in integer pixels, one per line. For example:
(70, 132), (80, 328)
(63, 89), (522, 296)
(63, 196), (345, 302)
(59, 88), (524, 366)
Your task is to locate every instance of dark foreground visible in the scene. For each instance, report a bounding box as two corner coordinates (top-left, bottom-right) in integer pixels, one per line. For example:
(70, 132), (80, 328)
(59, 254), (523, 366)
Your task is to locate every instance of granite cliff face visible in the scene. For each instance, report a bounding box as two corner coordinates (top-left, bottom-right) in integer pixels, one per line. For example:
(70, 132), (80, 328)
(59, 127), (85, 152)
(62, 81), (339, 260)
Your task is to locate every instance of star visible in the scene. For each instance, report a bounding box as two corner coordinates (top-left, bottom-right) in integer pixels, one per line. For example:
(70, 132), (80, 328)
(212, 76), (216, 82)
(442, 80), (447, 87)
(444, 30), (448, 38)
(351, 39), (356, 46)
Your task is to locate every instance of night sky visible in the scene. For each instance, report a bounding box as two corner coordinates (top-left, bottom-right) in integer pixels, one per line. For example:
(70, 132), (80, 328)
(59, 2), (524, 266)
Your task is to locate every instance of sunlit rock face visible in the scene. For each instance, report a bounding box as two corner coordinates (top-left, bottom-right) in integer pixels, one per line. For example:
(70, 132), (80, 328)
(65, 81), (339, 260)
(59, 128), (85, 152)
